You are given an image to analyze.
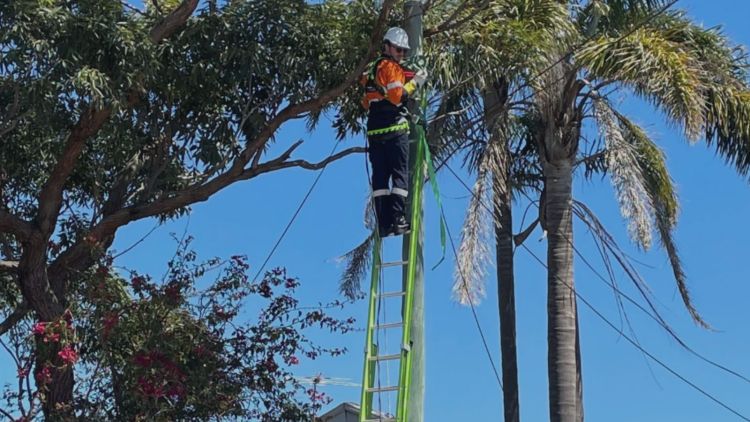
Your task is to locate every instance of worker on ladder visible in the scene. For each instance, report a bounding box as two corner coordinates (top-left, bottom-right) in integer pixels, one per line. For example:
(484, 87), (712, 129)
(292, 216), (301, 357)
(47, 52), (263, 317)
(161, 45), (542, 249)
(361, 27), (428, 237)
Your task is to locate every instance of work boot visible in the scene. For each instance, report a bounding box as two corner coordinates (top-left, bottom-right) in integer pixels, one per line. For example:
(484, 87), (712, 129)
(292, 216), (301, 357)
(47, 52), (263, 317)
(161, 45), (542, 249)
(389, 215), (410, 236)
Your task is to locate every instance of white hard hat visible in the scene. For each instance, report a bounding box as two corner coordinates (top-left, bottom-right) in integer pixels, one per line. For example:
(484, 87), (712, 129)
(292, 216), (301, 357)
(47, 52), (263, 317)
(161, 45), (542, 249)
(383, 27), (410, 50)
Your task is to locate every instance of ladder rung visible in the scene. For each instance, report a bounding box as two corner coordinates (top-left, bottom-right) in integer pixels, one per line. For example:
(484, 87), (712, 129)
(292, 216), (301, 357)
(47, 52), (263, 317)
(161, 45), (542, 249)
(378, 290), (406, 298)
(380, 260), (408, 268)
(366, 386), (399, 393)
(369, 353), (401, 361)
(375, 322), (403, 330)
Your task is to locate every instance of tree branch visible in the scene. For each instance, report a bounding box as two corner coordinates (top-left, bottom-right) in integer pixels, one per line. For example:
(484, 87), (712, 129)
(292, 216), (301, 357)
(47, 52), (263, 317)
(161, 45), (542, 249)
(45, 1), (393, 289)
(0, 210), (33, 242)
(149, 0), (199, 43)
(236, 0), (395, 166)
(34, 0), (200, 237)
(0, 303), (28, 336)
(0, 260), (18, 272)
(514, 218), (539, 246)
(248, 145), (366, 174)
(94, 145), (365, 234)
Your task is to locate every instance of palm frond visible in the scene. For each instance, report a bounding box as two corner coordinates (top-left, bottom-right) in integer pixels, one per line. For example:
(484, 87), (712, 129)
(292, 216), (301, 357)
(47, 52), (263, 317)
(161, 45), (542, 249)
(578, 0), (672, 35)
(593, 98), (653, 249)
(572, 200), (698, 341)
(337, 232), (375, 301)
(613, 109), (710, 328)
(704, 86), (750, 177)
(452, 161), (493, 306)
(579, 12), (750, 178)
(576, 25), (706, 140)
(616, 111), (678, 226)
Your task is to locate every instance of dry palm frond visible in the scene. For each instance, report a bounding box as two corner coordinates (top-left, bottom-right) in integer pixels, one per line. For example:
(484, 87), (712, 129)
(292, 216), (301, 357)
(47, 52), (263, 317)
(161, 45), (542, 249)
(615, 113), (710, 328)
(452, 157), (493, 306)
(594, 98), (654, 249)
(364, 195), (376, 231)
(572, 201), (662, 324)
(337, 232), (375, 301)
(601, 107), (708, 328)
(576, 200), (749, 380)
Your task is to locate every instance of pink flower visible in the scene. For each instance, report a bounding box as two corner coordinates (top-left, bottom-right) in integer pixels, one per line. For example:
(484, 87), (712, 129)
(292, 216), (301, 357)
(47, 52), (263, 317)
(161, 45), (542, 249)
(102, 312), (119, 339)
(133, 352), (152, 367)
(166, 383), (187, 399)
(32, 322), (47, 336)
(35, 367), (52, 385)
(17, 366), (29, 378)
(131, 275), (146, 291)
(164, 283), (182, 303)
(285, 278), (299, 289)
(138, 376), (164, 398)
(57, 346), (78, 365)
(288, 356), (299, 365)
(44, 332), (60, 343)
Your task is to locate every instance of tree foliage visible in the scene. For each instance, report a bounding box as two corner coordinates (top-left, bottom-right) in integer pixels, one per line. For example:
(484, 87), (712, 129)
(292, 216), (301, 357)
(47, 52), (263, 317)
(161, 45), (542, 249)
(0, 0), (395, 414)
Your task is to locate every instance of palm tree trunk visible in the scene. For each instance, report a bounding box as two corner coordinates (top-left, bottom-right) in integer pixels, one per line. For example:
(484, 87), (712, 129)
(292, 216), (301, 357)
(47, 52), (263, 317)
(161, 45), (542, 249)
(544, 160), (578, 422)
(484, 78), (520, 422)
(575, 305), (584, 422)
(494, 163), (520, 422)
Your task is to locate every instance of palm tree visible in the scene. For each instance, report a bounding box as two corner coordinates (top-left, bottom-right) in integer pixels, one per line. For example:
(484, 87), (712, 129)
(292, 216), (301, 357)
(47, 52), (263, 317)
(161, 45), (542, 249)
(423, 2), (573, 421)
(341, 2), (750, 422)
(526, 2), (750, 420)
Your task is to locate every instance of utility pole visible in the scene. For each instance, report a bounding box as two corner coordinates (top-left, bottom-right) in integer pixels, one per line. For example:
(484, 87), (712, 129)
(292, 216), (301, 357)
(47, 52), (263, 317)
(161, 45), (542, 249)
(403, 2), (425, 421)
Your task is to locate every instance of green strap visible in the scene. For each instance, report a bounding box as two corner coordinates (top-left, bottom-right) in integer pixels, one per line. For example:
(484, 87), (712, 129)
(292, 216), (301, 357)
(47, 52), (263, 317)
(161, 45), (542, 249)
(416, 94), (447, 267)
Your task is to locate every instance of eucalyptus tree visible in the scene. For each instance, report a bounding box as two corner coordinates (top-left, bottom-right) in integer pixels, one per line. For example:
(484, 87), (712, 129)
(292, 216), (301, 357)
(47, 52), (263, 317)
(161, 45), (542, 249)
(0, 0), (399, 416)
(523, 1), (750, 420)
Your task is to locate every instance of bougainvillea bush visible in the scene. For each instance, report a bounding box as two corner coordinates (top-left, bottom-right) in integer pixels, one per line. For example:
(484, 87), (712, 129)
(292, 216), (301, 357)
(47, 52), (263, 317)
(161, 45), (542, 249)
(1, 240), (354, 421)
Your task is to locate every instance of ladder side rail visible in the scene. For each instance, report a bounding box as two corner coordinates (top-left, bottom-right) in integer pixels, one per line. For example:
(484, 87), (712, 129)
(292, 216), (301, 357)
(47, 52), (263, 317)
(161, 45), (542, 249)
(396, 135), (426, 421)
(359, 235), (383, 421)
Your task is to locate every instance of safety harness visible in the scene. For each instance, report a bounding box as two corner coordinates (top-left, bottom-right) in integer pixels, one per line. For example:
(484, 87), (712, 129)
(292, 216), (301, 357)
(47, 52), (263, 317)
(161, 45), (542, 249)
(363, 56), (412, 136)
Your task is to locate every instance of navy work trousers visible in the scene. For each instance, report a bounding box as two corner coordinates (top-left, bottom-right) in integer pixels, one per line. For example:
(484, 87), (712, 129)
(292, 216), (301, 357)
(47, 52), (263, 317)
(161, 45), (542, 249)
(368, 132), (410, 232)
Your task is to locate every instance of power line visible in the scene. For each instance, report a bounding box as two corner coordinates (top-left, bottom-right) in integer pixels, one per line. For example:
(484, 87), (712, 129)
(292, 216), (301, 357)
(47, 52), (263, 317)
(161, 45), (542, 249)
(254, 0), (680, 284)
(253, 0), (684, 405)
(442, 161), (750, 421)
(446, 158), (750, 383)
(252, 140), (341, 283)
(440, 206), (504, 392)
(519, 242), (750, 422)
(406, 1), (683, 400)
(510, 187), (750, 386)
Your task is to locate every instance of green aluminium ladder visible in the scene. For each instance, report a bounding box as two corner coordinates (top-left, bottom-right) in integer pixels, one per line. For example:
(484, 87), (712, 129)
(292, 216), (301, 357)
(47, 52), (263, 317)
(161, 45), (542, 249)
(359, 134), (427, 422)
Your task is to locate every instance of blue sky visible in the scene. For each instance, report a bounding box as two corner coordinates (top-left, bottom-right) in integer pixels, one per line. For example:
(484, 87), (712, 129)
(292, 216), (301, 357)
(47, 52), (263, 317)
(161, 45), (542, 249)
(114, 1), (750, 421)
(4, 1), (750, 421)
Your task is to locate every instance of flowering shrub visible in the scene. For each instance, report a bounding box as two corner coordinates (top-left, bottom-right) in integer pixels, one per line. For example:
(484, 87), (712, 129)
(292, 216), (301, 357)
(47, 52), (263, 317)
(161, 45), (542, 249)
(2, 242), (355, 421)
